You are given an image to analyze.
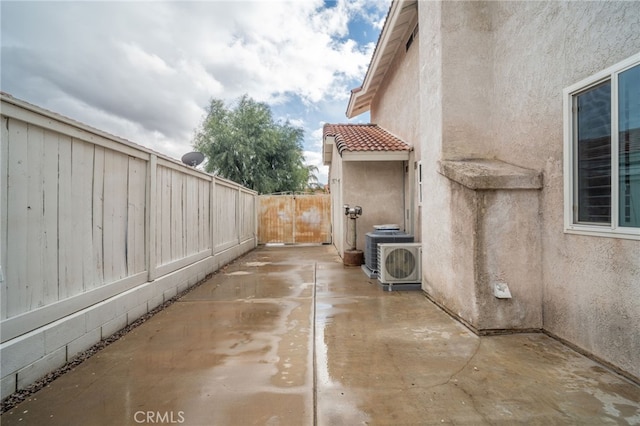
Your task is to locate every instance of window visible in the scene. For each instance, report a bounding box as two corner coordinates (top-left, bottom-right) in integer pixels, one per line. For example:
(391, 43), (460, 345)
(564, 53), (640, 239)
(417, 161), (423, 206)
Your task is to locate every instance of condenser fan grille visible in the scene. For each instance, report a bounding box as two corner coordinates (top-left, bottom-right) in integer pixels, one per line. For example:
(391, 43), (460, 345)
(384, 248), (416, 279)
(377, 243), (421, 285)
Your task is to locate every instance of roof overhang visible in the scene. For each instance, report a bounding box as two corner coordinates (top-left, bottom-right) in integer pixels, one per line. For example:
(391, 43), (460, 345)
(341, 151), (410, 162)
(346, 0), (418, 118)
(323, 135), (335, 165)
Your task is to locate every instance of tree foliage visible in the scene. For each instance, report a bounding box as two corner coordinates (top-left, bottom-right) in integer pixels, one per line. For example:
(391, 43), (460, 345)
(193, 95), (312, 194)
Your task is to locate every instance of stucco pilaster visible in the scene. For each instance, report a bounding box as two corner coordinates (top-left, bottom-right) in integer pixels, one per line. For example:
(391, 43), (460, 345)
(434, 159), (543, 332)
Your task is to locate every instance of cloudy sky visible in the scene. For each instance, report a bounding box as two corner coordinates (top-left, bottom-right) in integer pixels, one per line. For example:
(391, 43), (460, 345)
(1, 0), (390, 184)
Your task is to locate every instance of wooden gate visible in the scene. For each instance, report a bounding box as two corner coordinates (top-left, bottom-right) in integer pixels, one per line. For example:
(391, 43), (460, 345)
(258, 194), (331, 244)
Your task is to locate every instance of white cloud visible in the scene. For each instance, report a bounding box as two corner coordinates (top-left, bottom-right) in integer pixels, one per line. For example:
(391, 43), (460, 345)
(119, 42), (176, 76)
(1, 0), (390, 181)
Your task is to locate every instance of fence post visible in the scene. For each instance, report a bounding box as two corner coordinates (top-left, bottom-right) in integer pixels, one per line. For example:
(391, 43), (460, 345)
(147, 154), (157, 281)
(1, 116), (8, 319)
(254, 193), (258, 247)
(237, 186), (241, 245)
(210, 177), (217, 256)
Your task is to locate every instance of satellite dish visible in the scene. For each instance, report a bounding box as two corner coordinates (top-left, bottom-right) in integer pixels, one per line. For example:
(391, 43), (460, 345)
(181, 151), (204, 167)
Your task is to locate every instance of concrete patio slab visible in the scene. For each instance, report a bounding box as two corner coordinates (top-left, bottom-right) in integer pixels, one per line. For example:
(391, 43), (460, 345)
(1, 246), (639, 425)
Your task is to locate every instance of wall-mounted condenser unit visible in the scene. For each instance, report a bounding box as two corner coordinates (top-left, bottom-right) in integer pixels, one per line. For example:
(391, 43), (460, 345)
(377, 243), (422, 289)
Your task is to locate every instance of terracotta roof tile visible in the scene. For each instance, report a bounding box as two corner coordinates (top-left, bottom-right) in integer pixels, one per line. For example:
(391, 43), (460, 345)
(323, 124), (411, 155)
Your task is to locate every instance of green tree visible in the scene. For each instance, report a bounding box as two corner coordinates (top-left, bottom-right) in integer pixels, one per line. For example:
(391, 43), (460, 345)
(193, 95), (310, 194)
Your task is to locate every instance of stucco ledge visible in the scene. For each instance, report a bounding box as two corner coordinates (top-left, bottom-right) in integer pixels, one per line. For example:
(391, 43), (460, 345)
(438, 159), (542, 190)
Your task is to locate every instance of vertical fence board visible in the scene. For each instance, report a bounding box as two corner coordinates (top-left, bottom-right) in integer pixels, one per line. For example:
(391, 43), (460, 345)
(127, 157), (146, 275)
(240, 192), (246, 240)
(170, 170), (178, 261)
(71, 139), (95, 295)
(193, 177), (202, 252)
(103, 150), (128, 282)
(159, 166), (171, 265)
(241, 191), (254, 241)
(79, 141), (96, 292)
(26, 125), (45, 309)
(200, 179), (210, 251)
(69, 139), (84, 296)
(155, 166), (163, 266)
(92, 146), (105, 287)
(147, 154), (157, 280)
(6, 119), (30, 316)
(184, 176), (191, 254)
(1, 117), (10, 319)
(176, 172), (183, 258)
(57, 134), (74, 299)
(216, 184), (238, 248)
(42, 131), (59, 304)
(6, 120), (30, 316)
(185, 175), (196, 255)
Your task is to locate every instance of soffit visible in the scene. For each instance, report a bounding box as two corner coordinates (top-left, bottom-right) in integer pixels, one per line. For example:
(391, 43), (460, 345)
(346, 0), (418, 118)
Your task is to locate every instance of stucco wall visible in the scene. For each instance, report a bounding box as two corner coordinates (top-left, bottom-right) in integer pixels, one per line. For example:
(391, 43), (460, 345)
(487, 1), (640, 379)
(342, 161), (406, 252)
(419, 0), (640, 380)
(441, 1), (493, 160)
(418, 1), (452, 310)
(371, 16), (420, 155)
(370, 11), (422, 242)
(328, 144), (344, 256)
(475, 188), (543, 330)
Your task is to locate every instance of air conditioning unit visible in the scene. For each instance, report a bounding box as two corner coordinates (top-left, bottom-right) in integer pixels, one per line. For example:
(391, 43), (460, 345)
(377, 243), (422, 286)
(364, 227), (413, 274)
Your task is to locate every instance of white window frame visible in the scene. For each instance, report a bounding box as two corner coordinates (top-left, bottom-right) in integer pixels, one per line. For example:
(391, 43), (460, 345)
(417, 160), (423, 206)
(563, 52), (640, 240)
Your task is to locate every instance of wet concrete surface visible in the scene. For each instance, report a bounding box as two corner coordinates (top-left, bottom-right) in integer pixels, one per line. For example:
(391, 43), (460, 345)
(2, 245), (639, 425)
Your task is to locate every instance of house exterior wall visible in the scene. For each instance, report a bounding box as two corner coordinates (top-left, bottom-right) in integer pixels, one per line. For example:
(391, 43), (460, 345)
(328, 143), (345, 256)
(371, 16), (420, 152)
(342, 161), (406, 252)
(418, 0), (640, 380)
(488, 1), (640, 380)
(370, 11), (422, 242)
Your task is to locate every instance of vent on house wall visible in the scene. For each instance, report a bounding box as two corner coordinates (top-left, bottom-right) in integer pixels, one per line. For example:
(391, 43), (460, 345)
(405, 24), (419, 51)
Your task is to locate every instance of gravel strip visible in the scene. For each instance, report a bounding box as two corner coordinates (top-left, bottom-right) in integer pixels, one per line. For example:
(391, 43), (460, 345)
(0, 267), (225, 414)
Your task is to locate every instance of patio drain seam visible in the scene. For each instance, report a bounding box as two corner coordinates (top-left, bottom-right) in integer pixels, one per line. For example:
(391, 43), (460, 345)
(312, 261), (318, 426)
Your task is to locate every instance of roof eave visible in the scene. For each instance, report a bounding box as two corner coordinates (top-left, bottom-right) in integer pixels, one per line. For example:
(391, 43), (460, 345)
(341, 150), (410, 162)
(345, 0), (418, 119)
(323, 135), (335, 165)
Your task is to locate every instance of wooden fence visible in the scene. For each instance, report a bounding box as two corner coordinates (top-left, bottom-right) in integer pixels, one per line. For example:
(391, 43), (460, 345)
(0, 93), (257, 397)
(258, 194), (331, 244)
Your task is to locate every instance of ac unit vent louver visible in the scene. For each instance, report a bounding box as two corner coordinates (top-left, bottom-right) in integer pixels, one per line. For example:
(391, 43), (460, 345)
(377, 243), (422, 285)
(365, 231), (413, 273)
